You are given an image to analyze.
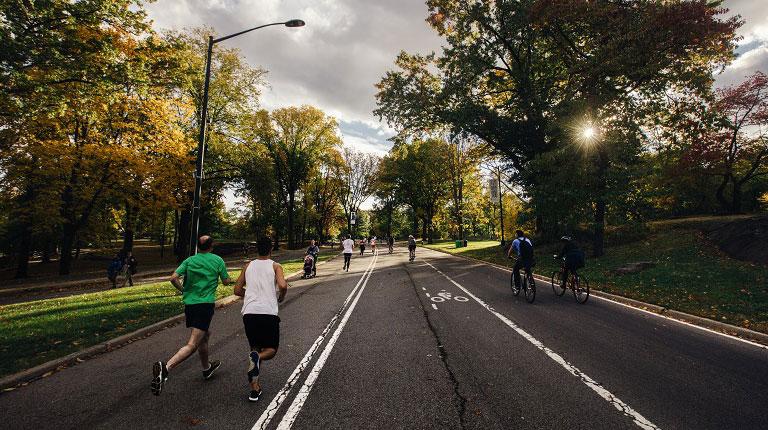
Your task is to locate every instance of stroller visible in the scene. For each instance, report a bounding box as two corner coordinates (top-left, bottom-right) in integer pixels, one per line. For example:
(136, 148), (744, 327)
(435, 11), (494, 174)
(302, 254), (316, 279)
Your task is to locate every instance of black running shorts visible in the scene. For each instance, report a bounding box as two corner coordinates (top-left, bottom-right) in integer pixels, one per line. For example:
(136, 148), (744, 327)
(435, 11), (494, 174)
(185, 303), (215, 331)
(243, 314), (281, 350)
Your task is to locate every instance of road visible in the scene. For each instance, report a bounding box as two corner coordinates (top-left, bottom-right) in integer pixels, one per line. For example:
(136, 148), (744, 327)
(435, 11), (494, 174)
(3, 247), (767, 429)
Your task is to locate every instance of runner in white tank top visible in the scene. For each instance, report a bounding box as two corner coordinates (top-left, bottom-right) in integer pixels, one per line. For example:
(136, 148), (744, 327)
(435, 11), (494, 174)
(234, 237), (288, 402)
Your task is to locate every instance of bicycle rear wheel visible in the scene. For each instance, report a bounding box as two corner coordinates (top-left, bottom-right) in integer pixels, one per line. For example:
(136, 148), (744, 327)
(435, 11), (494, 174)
(511, 272), (521, 296)
(573, 274), (590, 304)
(551, 271), (565, 296)
(524, 273), (536, 303)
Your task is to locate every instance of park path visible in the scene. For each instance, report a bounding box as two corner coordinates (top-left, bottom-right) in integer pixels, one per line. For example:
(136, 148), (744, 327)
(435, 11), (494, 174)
(0, 247), (330, 305)
(2, 247), (767, 429)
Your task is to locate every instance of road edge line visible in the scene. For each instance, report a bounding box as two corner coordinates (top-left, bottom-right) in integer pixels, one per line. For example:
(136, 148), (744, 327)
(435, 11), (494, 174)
(421, 246), (768, 348)
(423, 260), (660, 430)
(274, 251), (379, 430)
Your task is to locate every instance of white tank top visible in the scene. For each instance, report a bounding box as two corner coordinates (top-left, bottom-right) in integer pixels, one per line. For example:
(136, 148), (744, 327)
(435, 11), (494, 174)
(241, 259), (279, 316)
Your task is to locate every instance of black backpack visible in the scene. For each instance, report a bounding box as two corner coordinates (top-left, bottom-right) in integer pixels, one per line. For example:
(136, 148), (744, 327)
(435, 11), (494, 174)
(519, 238), (534, 260)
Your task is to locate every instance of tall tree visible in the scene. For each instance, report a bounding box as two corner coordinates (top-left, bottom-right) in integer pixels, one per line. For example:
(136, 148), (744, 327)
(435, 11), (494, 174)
(253, 106), (342, 248)
(339, 148), (379, 236)
(376, 0), (740, 255)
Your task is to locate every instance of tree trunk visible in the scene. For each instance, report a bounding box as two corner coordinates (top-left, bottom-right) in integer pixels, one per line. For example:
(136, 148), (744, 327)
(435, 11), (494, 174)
(122, 202), (134, 253)
(59, 224), (76, 275)
(160, 210), (168, 260)
(42, 238), (52, 264)
(14, 225), (31, 279)
(715, 175), (731, 214)
(176, 207), (192, 261)
(593, 148), (608, 258)
(731, 182), (742, 214)
(287, 192), (296, 248)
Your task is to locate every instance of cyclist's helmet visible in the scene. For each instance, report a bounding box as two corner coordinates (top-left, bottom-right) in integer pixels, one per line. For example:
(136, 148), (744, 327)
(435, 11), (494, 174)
(560, 235), (572, 242)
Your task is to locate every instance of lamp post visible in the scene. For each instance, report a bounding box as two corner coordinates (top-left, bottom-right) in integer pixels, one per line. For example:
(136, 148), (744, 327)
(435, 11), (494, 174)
(189, 19), (305, 256)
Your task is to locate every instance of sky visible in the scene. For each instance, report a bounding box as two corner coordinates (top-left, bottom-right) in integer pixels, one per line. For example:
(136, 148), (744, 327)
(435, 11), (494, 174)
(144, 0), (767, 208)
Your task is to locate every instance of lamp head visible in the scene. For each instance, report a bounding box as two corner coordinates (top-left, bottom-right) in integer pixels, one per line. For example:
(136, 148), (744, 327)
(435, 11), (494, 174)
(285, 19), (306, 27)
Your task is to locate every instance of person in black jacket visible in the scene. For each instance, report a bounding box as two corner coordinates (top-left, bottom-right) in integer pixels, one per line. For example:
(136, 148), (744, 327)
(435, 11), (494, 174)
(557, 236), (584, 287)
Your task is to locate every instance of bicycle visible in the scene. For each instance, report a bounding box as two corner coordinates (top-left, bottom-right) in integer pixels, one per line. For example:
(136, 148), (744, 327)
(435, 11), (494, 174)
(408, 247), (415, 262)
(388, 244), (394, 254)
(551, 257), (589, 304)
(510, 259), (536, 303)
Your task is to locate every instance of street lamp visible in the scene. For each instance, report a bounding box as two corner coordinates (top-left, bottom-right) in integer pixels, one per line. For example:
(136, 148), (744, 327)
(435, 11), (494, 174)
(190, 19), (305, 256)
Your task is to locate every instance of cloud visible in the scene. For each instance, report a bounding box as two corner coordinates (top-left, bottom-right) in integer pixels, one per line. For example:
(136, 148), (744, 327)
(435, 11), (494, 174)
(146, 0), (443, 152)
(716, 0), (768, 87)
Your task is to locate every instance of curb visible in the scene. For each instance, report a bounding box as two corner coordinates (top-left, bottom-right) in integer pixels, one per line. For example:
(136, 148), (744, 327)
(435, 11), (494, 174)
(0, 252), (341, 392)
(0, 294), (241, 392)
(421, 246), (768, 347)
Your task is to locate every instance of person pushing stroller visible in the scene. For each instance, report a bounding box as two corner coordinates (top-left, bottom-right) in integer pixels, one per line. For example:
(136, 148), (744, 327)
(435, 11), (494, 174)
(304, 240), (320, 278)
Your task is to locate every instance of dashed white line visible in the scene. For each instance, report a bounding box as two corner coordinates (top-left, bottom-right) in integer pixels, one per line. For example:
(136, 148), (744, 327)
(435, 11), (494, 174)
(275, 251), (379, 429)
(251, 254), (377, 430)
(423, 260), (660, 430)
(422, 287), (426, 291)
(431, 304), (438, 310)
(425, 293), (431, 298)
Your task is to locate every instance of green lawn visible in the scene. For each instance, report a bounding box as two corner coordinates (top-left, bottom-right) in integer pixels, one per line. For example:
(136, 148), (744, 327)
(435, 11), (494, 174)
(424, 232), (768, 334)
(0, 252), (338, 379)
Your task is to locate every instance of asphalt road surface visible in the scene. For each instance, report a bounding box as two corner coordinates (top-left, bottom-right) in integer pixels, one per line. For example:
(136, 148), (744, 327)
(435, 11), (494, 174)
(3, 247), (767, 429)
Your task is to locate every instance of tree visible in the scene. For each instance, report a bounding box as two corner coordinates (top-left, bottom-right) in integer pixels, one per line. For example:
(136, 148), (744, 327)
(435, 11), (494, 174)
(339, 148), (379, 236)
(253, 106), (342, 248)
(679, 72), (768, 213)
(376, 0), (740, 255)
(383, 138), (452, 243)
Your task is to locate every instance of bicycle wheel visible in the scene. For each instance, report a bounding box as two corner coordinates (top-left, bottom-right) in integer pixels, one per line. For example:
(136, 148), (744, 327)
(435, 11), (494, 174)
(551, 271), (566, 296)
(573, 274), (590, 304)
(524, 273), (536, 303)
(511, 272), (521, 296)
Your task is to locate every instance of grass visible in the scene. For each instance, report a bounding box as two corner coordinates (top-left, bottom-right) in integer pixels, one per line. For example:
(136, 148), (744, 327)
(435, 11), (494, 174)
(0, 251), (338, 379)
(424, 232), (768, 334)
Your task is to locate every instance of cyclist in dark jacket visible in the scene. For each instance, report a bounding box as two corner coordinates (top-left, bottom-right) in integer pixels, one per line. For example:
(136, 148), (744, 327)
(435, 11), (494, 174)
(557, 236), (584, 287)
(507, 230), (534, 290)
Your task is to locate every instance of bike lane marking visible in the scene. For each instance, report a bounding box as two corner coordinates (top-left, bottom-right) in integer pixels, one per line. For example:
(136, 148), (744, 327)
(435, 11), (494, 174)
(423, 259), (661, 430)
(250, 252), (378, 430)
(274, 250), (379, 430)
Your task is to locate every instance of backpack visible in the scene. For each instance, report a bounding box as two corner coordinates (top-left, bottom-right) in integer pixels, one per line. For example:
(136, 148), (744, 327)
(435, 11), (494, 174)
(519, 238), (534, 260)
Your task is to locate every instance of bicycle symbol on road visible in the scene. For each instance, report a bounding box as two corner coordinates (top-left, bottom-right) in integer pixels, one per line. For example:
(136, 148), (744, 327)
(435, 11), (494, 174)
(430, 290), (469, 303)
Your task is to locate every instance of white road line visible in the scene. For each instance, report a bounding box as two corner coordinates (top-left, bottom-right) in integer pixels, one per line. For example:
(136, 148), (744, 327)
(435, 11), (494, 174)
(425, 293), (431, 298)
(424, 260), (660, 430)
(422, 287), (427, 291)
(429, 251), (767, 351)
(431, 304), (438, 310)
(251, 254), (377, 430)
(275, 251), (379, 430)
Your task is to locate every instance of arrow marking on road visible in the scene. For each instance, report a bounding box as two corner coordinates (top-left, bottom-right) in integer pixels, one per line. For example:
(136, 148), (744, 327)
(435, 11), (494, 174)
(424, 260), (661, 430)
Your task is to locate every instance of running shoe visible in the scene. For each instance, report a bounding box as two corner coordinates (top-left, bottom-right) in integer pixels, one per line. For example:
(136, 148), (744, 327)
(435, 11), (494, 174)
(151, 361), (168, 395)
(248, 389), (263, 402)
(247, 351), (260, 382)
(202, 360), (221, 380)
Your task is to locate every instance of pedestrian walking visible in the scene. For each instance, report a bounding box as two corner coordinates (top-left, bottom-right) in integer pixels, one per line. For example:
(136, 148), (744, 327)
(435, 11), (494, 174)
(370, 236), (377, 254)
(107, 254), (122, 289)
(151, 235), (232, 396)
(234, 237), (288, 402)
(125, 251), (138, 287)
(341, 235), (355, 271)
(359, 237), (366, 256)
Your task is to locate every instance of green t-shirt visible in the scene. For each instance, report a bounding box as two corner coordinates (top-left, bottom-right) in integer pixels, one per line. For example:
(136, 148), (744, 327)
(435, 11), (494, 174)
(175, 252), (229, 305)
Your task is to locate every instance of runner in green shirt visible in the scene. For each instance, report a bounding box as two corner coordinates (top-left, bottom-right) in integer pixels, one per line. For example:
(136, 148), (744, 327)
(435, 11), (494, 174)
(151, 235), (232, 396)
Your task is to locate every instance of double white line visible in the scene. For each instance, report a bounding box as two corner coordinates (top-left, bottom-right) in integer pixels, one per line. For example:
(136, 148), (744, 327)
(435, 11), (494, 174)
(252, 251), (379, 430)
